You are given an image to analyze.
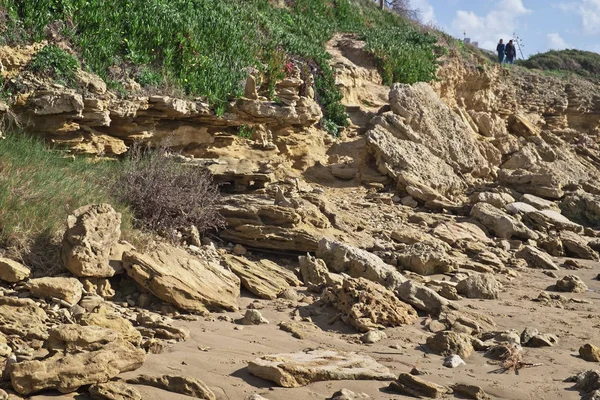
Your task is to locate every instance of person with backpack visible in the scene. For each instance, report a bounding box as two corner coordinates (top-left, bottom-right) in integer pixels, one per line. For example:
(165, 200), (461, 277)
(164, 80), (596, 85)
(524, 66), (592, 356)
(505, 39), (517, 64)
(496, 39), (505, 64)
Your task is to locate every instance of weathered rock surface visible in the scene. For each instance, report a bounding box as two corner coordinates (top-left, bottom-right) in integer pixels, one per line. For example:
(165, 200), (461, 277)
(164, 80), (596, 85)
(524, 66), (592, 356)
(248, 350), (395, 387)
(10, 341), (145, 395)
(223, 256), (300, 300)
(451, 384), (490, 400)
(127, 375), (215, 400)
(426, 331), (474, 358)
(123, 244), (240, 313)
(89, 382), (142, 400)
(298, 254), (329, 290)
(317, 239), (406, 291)
(396, 242), (456, 275)
(26, 277), (83, 306)
(580, 344), (600, 362)
(456, 274), (502, 299)
(328, 388), (371, 400)
(556, 275), (588, 293)
(78, 304), (142, 345)
(0, 258), (30, 283)
(470, 202), (537, 240)
(62, 204), (122, 277)
(397, 280), (450, 316)
(560, 231), (598, 260)
(238, 309), (269, 325)
(323, 276), (417, 332)
(561, 191), (600, 227)
(432, 222), (491, 246)
(0, 297), (48, 339)
(516, 245), (558, 270)
(388, 373), (448, 398)
(46, 324), (120, 352)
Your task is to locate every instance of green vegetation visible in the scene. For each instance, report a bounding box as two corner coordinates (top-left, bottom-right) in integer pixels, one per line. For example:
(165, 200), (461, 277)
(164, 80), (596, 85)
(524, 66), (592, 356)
(27, 45), (80, 86)
(519, 49), (600, 80)
(0, 0), (442, 125)
(237, 125), (255, 140)
(0, 131), (132, 269)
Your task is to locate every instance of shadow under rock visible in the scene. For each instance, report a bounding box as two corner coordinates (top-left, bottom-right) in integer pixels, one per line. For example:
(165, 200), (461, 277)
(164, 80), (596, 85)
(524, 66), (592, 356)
(230, 367), (274, 389)
(296, 302), (359, 335)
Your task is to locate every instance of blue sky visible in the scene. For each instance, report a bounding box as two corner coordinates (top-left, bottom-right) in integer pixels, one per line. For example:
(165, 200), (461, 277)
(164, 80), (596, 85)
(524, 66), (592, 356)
(408, 0), (600, 58)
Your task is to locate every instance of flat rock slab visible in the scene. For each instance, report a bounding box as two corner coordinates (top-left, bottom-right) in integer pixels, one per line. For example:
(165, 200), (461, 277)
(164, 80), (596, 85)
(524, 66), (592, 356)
(123, 244), (240, 314)
(388, 373), (448, 398)
(223, 256), (300, 300)
(0, 257), (30, 283)
(127, 374), (215, 400)
(248, 350), (395, 387)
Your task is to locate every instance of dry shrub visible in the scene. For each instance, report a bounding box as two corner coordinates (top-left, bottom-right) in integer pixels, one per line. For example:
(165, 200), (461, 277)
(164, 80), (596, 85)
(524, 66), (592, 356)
(117, 144), (224, 239)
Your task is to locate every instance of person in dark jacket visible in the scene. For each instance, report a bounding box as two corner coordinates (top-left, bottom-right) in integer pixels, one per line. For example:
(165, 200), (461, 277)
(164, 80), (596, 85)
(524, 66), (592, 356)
(496, 39), (505, 64)
(505, 40), (517, 64)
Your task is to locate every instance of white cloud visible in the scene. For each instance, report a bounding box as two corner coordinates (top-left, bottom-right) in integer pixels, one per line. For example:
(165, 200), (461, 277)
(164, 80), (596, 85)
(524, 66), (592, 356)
(579, 0), (600, 34)
(546, 33), (570, 50)
(451, 0), (531, 51)
(410, 0), (436, 24)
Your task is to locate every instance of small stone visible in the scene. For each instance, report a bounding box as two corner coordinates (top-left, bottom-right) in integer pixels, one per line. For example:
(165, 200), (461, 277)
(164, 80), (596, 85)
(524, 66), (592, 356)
(361, 330), (387, 344)
(137, 293), (152, 308)
(580, 344), (600, 362)
(388, 373), (448, 398)
(238, 310), (269, 325)
(278, 288), (300, 302)
(328, 388), (371, 399)
(443, 355), (465, 368)
(233, 244), (247, 256)
(401, 196), (418, 208)
(451, 384), (490, 400)
(426, 331), (474, 358)
(543, 271), (558, 278)
(527, 333), (558, 347)
(520, 327), (539, 346)
(428, 320), (447, 333)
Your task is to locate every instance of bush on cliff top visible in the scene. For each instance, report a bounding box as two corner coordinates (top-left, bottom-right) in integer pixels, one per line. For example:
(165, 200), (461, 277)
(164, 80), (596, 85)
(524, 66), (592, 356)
(519, 49), (600, 80)
(0, 0), (441, 125)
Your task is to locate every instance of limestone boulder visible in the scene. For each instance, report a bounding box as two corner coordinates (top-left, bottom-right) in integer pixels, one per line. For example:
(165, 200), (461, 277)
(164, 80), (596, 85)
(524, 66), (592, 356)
(524, 209), (583, 233)
(317, 238), (406, 292)
(388, 373), (448, 398)
(10, 341), (145, 395)
(580, 344), (600, 362)
(561, 191), (600, 227)
(127, 375), (215, 400)
(471, 192), (515, 209)
(26, 277), (83, 306)
(0, 297), (48, 340)
(322, 276), (418, 332)
(397, 280), (450, 316)
(556, 275), (588, 293)
(89, 382), (142, 400)
(46, 324), (120, 352)
(432, 222), (491, 246)
(470, 202), (538, 240)
(298, 254), (329, 290)
(223, 256), (300, 300)
(77, 304), (142, 346)
(62, 204), (122, 278)
(396, 241), (456, 275)
(515, 246), (558, 270)
(426, 331), (474, 358)
(0, 258), (30, 283)
(560, 231), (598, 260)
(123, 244), (240, 314)
(456, 273), (502, 299)
(248, 349), (395, 388)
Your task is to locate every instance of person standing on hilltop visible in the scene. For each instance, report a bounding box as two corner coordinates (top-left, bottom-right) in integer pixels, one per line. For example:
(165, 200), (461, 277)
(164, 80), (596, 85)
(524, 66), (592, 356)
(505, 39), (517, 65)
(496, 39), (506, 64)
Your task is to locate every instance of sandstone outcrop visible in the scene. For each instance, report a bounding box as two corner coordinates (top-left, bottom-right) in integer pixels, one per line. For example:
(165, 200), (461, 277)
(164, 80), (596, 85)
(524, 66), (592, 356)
(0, 297), (48, 340)
(127, 375), (215, 400)
(123, 244), (240, 313)
(470, 202), (538, 240)
(89, 382), (142, 400)
(248, 350), (395, 387)
(26, 277), (83, 306)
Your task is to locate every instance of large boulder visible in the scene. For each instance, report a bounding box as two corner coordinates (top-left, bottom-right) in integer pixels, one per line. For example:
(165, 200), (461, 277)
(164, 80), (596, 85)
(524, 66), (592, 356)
(561, 191), (600, 227)
(248, 349), (395, 388)
(556, 275), (588, 293)
(397, 280), (450, 316)
(560, 231), (599, 260)
(456, 273), (502, 299)
(0, 297), (48, 340)
(62, 204), (122, 278)
(26, 277), (83, 306)
(426, 331), (474, 358)
(10, 341), (145, 395)
(0, 258), (30, 283)
(317, 239), (406, 292)
(470, 202), (538, 240)
(515, 246), (558, 270)
(123, 244), (240, 314)
(322, 277), (418, 332)
(222, 256), (300, 300)
(126, 375), (215, 400)
(396, 241), (456, 275)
